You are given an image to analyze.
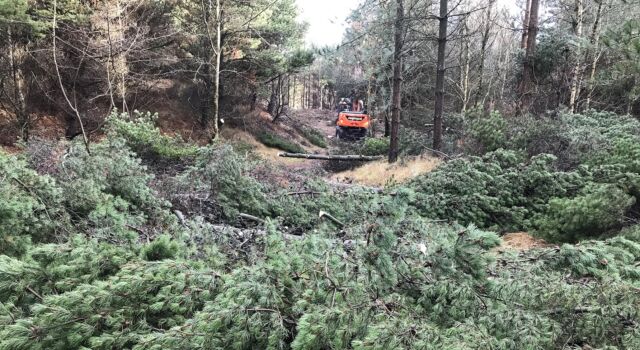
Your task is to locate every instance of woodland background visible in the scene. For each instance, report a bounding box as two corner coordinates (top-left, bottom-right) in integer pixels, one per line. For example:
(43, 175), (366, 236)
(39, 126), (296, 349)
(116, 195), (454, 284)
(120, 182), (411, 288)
(1, 0), (640, 349)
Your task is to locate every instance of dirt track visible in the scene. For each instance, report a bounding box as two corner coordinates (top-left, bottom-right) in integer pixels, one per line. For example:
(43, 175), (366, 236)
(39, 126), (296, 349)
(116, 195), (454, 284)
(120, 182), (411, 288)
(290, 109), (337, 140)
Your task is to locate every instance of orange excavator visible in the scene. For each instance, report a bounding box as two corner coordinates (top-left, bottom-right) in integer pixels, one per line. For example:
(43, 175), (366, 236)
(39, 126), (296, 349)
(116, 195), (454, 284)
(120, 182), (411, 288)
(335, 98), (370, 140)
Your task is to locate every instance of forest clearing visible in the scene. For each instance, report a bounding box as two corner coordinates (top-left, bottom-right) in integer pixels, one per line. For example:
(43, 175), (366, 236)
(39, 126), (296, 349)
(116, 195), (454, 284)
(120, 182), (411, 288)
(1, 0), (640, 349)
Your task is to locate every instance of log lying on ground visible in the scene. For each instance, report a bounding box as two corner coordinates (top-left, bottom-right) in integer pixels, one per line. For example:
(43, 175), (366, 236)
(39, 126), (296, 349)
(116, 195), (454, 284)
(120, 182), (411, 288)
(279, 153), (384, 161)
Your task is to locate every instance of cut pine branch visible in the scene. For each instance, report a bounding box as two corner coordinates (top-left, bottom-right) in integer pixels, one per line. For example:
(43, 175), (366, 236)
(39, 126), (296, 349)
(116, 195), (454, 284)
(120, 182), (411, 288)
(318, 211), (345, 228)
(278, 153), (383, 161)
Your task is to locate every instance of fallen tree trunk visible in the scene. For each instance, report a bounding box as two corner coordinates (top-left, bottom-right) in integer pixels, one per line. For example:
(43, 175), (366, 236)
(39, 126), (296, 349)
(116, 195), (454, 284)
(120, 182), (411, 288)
(279, 153), (383, 161)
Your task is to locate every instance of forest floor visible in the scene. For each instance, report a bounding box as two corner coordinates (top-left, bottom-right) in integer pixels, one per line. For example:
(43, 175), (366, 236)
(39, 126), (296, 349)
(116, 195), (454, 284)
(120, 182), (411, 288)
(252, 109), (547, 251)
(0, 107), (548, 251)
(277, 109), (442, 187)
(291, 110), (441, 187)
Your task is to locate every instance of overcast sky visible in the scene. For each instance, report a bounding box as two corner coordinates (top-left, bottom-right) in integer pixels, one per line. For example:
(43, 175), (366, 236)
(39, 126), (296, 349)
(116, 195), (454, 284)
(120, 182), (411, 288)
(296, 0), (521, 48)
(296, 0), (363, 48)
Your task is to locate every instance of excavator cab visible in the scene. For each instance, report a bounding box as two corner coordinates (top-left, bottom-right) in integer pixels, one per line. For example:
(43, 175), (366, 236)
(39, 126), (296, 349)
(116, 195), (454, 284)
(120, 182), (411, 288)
(335, 111), (370, 140)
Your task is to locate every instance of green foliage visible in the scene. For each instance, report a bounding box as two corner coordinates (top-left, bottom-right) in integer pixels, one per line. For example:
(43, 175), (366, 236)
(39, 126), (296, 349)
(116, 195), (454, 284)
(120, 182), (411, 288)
(537, 184), (636, 242)
(2, 194), (638, 349)
(287, 49), (315, 72)
(300, 128), (327, 148)
(397, 126), (431, 156)
(257, 132), (305, 153)
(409, 150), (578, 232)
(0, 0), (85, 39)
(0, 151), (66, 256)
(0, 254), (217, 350)
(408, 146), (639, 242)
(603, 19), (640, 108)
(106, 111), (199, 160)
(507, 110), (640, 169)
(57, 138), (173, 243)
(142, 235), (179, 261)
(0, 133), (179, 256)
(360, 137), (389, 156)
(384, 124), (459, 156)
(465, 109), (508, 152)
(181, 145), (270, 220)
(2, 110), (640, 349)
(270, 180), (378, 231)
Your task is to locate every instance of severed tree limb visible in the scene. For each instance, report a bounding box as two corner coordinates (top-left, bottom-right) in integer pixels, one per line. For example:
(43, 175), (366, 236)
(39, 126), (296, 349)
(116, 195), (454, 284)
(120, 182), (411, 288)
(238, 213), (265, 223)
(174, 210), (187, 227)
(273, 191), (323, 198)
(279, 153), (383, 161)
(319, 211), (345, 228)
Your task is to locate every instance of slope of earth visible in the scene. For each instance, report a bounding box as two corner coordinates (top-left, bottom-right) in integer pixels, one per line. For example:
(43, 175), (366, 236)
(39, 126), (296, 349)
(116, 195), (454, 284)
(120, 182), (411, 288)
(288, 108), (338, 140)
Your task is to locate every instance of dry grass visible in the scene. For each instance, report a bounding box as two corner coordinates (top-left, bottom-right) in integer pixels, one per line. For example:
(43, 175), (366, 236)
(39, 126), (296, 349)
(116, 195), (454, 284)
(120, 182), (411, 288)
(497, 232), (551, 251)
(221, 128), (311, 165)
(331, 155), (442, 187)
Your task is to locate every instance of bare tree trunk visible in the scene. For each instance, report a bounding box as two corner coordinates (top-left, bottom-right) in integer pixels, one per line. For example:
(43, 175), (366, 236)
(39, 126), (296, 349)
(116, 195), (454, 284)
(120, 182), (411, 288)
(308, 74), (311, 109)
(267, 78), (278, 117)
(460, 14), (470, 113)
(287, 74), (291, 110)
(388, 0), (404, 163)
(318, 75), (322, 109)
(303, 74), (307, 109)
(521, 0), (532, 50)
(519, 0), (540, 113)
(304, 74), (307, 109)
(475, 0), (495, 107)
(568, 0), (584, 113)
(53, 0), (90, 154)
(433, 0), (448, 151)
(7, 27), (29, 141)
(384, 111), (390, 137)
(116, 0), (127, 112)
(105, 19), (117, 110)
(312, 73), (319, 109)
(211, 0), (222, 140)
(292, 75), (297, 109)
(102, 0), (128, 112)
(367, 74), (376, 136)
(584, 0), (604, 111)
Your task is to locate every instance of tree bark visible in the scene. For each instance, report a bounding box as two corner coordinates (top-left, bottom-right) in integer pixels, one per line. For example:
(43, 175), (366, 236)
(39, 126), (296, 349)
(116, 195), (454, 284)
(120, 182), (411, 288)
(460, 14), (470, 113)
(286, 74), (291, 110)
(584, 0), (604, 111)
(367, 74), (376, 136)
(116, 0), (127, 112)
(292, 75), (297, 109)
(53, 0), (90, 154)
(389, 0), (404, 163)
(433, 0), (448, 151)
(279, 153), (384, 161)
(474, 0), (495, 107)
(384, 112), (390, 137)
(7, 26), (29, 141)
(519, 0), (540, 113)
(267, 78), (279, 117)
(212, 0), (222, 140)
(521, 0), (532, 50)
(568, 0), (584, 113)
